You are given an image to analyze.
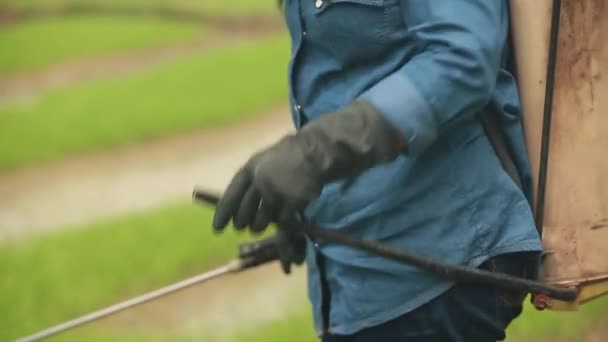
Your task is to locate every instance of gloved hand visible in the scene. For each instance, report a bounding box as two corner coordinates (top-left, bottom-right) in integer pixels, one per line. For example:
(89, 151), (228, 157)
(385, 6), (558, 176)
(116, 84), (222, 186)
(212, 100), (404, 233)
(275, 227), (307, 274)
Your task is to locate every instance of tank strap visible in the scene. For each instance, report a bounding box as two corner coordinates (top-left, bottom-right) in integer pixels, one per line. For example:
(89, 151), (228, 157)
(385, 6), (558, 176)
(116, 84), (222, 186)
(479, 111), (523, 190)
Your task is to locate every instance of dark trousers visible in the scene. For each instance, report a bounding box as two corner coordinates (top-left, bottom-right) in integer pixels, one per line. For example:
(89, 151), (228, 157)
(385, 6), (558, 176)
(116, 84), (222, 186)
(322, 252), (539, 342)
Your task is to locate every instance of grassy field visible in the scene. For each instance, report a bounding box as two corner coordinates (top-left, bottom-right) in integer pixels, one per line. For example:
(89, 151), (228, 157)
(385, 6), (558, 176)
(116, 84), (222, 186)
(0, 15), (202, 76)
(507, 297), (608, 341)
(0, 0), (277, 15)
(231, 311), (317, 341)
(83, 311), (316, 342)
(0, 34), (289, 171)
(0, 201), (268, 342)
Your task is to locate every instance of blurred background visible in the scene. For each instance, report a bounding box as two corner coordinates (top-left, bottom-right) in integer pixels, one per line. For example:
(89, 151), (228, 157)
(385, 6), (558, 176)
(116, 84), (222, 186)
(0, 1), (606, 341)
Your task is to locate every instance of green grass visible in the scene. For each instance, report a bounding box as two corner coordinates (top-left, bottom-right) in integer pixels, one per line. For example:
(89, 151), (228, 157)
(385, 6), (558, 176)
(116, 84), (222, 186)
(0, 201), (265, 342)
(41, 310), (317, 342)
(230, 311), (317, 342)
(0, 0), (277, 16)
(50, 332), (201, 342)
(0, 34), (289, 171)
(507, 296), (608, 341)
(0, 15), (202, 76)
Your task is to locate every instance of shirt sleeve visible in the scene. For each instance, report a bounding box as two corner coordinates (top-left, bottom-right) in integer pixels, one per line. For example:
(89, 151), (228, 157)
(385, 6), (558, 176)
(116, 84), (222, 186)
(361, 0), (508, 156)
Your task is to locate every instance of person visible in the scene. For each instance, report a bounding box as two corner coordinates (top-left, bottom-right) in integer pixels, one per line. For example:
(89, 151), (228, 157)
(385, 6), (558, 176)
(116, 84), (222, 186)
(211, 1), (542, 341)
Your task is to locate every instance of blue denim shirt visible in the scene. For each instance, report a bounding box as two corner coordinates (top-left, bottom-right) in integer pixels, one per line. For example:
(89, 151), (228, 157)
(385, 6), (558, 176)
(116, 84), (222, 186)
(284, 0), (542, 335)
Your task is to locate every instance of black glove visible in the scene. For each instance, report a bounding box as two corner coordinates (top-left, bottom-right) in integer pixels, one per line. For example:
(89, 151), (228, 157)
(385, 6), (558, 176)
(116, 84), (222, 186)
(275, 227), (307, 274)
(212, 100), (403, 233)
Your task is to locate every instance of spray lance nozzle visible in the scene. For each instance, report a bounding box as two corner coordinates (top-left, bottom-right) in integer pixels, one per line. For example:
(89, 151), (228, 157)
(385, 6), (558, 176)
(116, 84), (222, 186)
(192, 188), (282, 270)
(238, 235), (281, 269)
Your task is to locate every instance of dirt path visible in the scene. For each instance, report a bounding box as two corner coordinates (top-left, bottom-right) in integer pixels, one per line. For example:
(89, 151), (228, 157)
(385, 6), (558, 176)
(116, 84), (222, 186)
(0, 106), (293, 242)
(98, 264), (308, 341)
(0, 5), (281, 28)
(0, 22), (282, 105)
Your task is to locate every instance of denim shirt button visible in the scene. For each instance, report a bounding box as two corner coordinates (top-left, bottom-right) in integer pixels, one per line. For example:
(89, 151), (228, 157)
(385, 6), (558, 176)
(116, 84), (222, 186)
(315, 0), (324, 9)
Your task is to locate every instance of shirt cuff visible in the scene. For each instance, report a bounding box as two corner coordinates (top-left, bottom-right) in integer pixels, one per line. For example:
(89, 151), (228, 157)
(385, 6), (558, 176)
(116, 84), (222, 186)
(361, 73), (438, 157)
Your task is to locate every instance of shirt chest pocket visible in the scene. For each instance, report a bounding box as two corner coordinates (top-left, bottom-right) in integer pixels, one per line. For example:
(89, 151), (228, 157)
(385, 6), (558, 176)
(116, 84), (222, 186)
(303, 0), (403, 64)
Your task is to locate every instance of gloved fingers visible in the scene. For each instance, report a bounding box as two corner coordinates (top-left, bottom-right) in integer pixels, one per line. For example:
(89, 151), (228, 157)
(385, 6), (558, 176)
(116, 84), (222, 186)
(280, 257), (292, 274)
(257, 186), (281, 220)
(251, 199), (272, 233)
(212, 168), (252, 232)
(275, 227), (306, 274)
(277, 242), (293, 274)
(280, 227), (307, 265)
(278, 204), (298, 224)
(275, 229), (294, 274)
(291, 233), (307, 265)
(233, 187), (261, 230)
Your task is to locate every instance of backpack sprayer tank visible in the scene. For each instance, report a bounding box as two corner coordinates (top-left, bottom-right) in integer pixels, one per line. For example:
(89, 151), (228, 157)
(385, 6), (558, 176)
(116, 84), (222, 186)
(511, 0), (608, 309)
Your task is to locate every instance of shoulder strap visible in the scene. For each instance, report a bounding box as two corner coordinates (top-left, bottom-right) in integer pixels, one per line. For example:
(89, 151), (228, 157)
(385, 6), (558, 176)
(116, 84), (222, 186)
(479, 111), (523, 190)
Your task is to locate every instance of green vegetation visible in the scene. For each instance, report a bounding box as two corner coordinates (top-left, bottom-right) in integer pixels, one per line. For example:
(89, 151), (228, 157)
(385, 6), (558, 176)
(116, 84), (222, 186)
(0, 0), (277, 16)
(0, 34), (289, 171)
(0, 16), (202, 76)
(41, 311), (315, 341)
(0, 202), (266, 342)
(231, 311), (317, 341)
(507, 296), (608, 340)
(50, 332), (200, 342)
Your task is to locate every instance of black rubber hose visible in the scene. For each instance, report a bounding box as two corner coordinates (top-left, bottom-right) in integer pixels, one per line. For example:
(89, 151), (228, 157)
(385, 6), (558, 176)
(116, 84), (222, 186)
(535, 0), (562, 235)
